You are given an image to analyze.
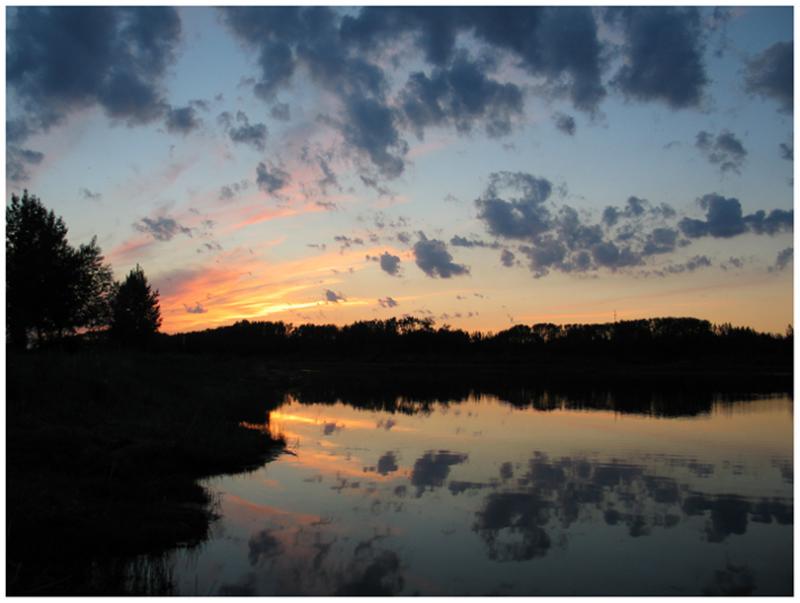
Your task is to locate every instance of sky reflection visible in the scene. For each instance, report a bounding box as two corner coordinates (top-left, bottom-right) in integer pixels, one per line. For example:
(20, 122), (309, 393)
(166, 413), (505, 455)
(169, 394), (792, 595)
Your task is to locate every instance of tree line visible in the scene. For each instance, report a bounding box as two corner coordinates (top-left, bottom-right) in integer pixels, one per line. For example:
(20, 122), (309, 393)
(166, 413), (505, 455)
(160, 315), (792, 366)
(7, 191), (792, 368)
(7, 191), (161, 349)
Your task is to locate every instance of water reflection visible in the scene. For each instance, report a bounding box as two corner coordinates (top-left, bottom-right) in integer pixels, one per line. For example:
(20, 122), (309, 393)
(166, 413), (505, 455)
(164, 393), (792, 596)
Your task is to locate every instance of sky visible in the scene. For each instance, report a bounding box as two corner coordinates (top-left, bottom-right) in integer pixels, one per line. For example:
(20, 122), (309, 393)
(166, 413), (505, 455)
(5, 5), (795, 334)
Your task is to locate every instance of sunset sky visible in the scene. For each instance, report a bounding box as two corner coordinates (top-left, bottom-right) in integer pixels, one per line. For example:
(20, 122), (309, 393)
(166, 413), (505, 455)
(6, 5), (794, 334)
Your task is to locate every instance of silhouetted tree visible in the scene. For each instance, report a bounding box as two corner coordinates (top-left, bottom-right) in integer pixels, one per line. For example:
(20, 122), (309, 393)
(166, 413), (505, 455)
(110, 265), (161, 345)
(7, 191), (115, 348)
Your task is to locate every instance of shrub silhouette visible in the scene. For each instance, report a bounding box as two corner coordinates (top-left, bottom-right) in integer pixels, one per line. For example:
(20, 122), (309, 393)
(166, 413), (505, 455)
(6, 190), (114, 348)
(110, 265), (162, 345)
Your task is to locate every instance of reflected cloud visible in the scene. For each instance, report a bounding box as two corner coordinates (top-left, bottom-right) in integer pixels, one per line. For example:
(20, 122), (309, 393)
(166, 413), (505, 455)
(248, 529), (284, 566)
(471, 451), (793, 562)
(410, 450), (468, 496)
(376, 452), (399, 475)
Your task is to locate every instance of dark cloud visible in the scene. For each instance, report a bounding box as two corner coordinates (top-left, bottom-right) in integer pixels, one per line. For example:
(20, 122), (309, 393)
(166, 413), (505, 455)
(7, 146), (44, 182)
(379, 252), (401, 276)
(324, 289), (345, 303)
(270, 102), (291, 121)
(340, 95), (407, 178)
(470, 7), (606, 112)
(336, 235), (365, 250)
(378, 296), (398, 308)
(218, 179), (249, 201)
(770, 247), (793, 272)
(79, 187), (102, 201)
(450, 235), (500, 249)
(342, 7), (606, 112)
(500, 249), (516, 267)
(476, 173), (644, 277)
(413, 233), (470, 278)
(603, 196), (675, 229)
(658, 255), (712, 276)
(256, 161), (290, 194)
(134, 215), (192, 241)
(399, 53), (523, 139)
(608, 7), (708, 109)
(165, 105), (201, 135)
(679, 194), (793, 239)
(475, 172), (554, 240)
(745, 41), (793, 113)
(7, 7), (181, 138)
(553, 112), (576, 136)
(316, 155), (340, 193)
(695, 130), (747, 174)
(221, 7), (408, 179)
(222, 110), (268, 151)
(410, 450), (468, 495)
(779, 143), (793, 161)
(221, 6), (611, 181)
(642, 227), (679, 256)
(472, 173), (773, 277)
(184, 302), (207, 314)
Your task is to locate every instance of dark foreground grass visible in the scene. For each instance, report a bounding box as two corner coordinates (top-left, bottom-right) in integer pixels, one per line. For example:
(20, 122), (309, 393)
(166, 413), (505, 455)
(6, 350), (287, 595)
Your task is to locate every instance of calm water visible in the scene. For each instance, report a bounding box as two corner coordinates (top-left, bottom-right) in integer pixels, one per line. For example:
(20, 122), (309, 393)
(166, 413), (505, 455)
(168, 393), (792, 595)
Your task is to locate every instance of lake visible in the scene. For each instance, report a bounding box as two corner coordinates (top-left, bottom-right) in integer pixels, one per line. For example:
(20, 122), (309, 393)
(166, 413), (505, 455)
(166, 391), (793, 595)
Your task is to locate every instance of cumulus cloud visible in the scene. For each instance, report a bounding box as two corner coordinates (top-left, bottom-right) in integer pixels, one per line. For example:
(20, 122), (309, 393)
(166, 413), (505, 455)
(472, 171), (790, 279)
(475, 171), (554, 240)
(218, 179), (249, 201)
(378, 296), (398, 308)
(324, 289), (345, 303)
(220, 6), (615, 181)
(342, 7), (606, 112)
(413, 233), (470, 278)
(607, 7), (708, 109)
(553, 112), (576, 136)
(500, 249), (516, 267)
(220, 110), (268, 151)
(256, 161), (290, 194)
(8, 7), (181, 132)
(745, 41), (793, 113)
(678, 194), (793, 239)
(695, 130), (747, 174)
(184, 302), (207, 314)
(450, 235), (500, 249)
(399, 53), (524, 139)
(770, 247), (793, 272)
(377, 252), (401, 276)
(7, 146), (44, 182)
(133, 215), (192, 241)
(165, 105), (202, 135)
(335, 235), (365, 251)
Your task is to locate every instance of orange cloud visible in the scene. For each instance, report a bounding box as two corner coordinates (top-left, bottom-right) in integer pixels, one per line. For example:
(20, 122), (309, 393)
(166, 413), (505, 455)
(157, 244), (399, 332)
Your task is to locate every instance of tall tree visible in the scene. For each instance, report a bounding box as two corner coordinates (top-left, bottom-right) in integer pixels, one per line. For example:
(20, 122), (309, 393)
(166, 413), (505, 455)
(110, 265), (162, 345)
(6, 190), (114, 348)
